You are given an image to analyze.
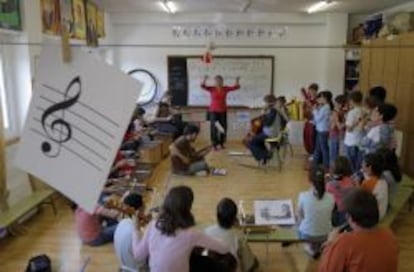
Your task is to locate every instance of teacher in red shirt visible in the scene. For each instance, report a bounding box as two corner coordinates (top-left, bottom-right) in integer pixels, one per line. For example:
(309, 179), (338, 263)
(201, 75), (240, 150)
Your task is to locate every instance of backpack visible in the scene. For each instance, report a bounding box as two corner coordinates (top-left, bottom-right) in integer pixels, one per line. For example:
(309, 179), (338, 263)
(26, 254), (51, 272)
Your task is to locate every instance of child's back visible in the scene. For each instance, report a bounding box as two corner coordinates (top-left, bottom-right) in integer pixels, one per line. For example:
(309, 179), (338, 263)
(298, 190), (335, 237)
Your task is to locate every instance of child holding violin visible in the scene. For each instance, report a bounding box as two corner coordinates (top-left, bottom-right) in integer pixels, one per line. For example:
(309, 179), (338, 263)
(113, 193), (151, 271)
(247, 94), (288, 166)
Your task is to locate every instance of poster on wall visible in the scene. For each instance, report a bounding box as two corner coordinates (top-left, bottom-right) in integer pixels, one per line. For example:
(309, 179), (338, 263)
(59, 0), (74, 36)
(41, 0), (61, 35)
(0, 0), (22, 30)
(16, 45), (142, 213)
(86, 0), (98, 46)
(73, 0), (86, 39)
(96, 8), (105, 38)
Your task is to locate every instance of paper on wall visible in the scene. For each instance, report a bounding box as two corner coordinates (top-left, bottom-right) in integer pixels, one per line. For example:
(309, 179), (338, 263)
(15, 45), (142, 213)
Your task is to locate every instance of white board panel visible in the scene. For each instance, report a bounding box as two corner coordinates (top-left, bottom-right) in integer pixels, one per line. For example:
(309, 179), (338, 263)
(187, 57), (273, 107)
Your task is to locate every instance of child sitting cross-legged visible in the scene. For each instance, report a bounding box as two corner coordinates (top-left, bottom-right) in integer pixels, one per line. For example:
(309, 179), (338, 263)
(204, 198), (259, 272)
(296, 165), (335, 258)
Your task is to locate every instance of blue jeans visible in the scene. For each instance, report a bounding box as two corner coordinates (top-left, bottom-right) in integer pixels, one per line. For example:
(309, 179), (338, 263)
(87, 224), (118, 246)
(329, 136), (339, 170)
(313, 131), (329, 169)
(345, 145), (362, 172)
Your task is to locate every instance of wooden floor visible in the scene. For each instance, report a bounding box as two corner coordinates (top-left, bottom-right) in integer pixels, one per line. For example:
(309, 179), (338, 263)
(1, 143), (414, 271)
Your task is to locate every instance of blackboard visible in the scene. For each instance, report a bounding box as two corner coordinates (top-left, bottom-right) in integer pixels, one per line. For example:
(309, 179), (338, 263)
(167, 56), (274, 107)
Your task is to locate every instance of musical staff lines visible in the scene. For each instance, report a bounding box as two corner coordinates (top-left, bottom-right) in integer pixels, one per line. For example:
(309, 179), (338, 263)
(29, 77), (123, 172)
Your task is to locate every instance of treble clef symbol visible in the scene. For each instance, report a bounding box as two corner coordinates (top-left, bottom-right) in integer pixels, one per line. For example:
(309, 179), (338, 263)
(41, 76), (82, 157)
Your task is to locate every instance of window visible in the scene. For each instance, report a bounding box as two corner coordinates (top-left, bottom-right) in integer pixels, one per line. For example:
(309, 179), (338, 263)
(0, 55), (9, 129)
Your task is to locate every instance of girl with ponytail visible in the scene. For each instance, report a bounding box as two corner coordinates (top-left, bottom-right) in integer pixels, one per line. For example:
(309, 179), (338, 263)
(296, 165), (335, 258)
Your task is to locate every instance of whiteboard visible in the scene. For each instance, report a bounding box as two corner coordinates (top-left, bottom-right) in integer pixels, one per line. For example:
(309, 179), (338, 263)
(187, 57), (274, 107)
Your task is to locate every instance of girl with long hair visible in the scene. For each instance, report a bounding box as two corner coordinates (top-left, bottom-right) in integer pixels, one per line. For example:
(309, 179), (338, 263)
(132, 186), (229, 272)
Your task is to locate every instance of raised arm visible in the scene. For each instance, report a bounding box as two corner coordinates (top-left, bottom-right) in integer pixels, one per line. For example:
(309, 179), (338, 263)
(201, 75), (213, 92)
(225, 76), (241, 92)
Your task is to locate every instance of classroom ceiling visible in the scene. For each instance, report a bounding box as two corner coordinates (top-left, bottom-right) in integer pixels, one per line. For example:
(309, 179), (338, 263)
(101, 0), (410, 14)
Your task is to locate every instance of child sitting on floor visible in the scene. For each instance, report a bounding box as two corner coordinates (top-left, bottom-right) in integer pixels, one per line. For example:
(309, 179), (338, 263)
(360, 153), (388, 219)
(326, 156), (356, 227)
(74, 204), (120, 246)
(205, 198), (259, 272)
(114, 193), (148, 272)
(296, 165), (335, 258)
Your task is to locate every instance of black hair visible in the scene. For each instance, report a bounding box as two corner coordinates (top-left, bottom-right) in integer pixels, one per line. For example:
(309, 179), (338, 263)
(216, 198), (238, 229)
(376, 148), (402, 183)
(377, 103), (398, 122)
(159, 102), (170, 108)
(309, 165), (326, 200)
(348, 91), (363, 104)
(364, 153), (384, 177)
(183, 123), (200, 135)
(156, 186), (195, 236)
(369, 86), (387, 103)
(343, 189), (379, 228)
(364, 95), (381, 110)
(215, 75), (224, 81)
(278, 96), (287, 104)
(334, 94), (347, 107)
(123, 193), (143, 210)
(309, 83), (319, 92)
(333, 156), (353, 178)
(318, 90), (334, 110)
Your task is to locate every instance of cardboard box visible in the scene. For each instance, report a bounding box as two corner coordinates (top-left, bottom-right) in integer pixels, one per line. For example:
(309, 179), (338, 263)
(138, 141), (163, 164)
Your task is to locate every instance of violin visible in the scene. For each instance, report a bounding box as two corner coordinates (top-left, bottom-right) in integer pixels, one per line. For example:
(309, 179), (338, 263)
(242, 115), (263, 147)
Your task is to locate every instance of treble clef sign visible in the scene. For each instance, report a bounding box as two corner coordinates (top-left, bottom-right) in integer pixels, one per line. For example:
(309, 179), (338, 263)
(40, 76), (81, 157)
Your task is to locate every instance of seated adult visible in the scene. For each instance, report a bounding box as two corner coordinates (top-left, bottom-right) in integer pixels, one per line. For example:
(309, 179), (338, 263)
(150, 101), (186, 139)
(319, 189), (398, 272)
(114, 193), (148, 272)
(75, 204), (120, 246)
(247, 94), (288, 165)
(169, 124), (211, 176)
(131, 186), (230, 272)
(205, 198), (259, 272)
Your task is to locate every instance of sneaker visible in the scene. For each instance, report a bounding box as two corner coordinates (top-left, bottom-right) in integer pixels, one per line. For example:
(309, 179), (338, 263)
(212, 168), (227, 176)
(196, 170), (209, 177)
(303, 243), (316, 258)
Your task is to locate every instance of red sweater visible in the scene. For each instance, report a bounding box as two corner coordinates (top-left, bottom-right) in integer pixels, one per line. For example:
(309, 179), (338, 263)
(201, 84), (240, 112)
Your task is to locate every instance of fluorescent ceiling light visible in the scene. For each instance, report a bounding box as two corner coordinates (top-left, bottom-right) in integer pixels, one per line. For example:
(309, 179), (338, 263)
(166, 1), (177, 13)
(307, 1), (335, 13)
(159, 1), (177, 14)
